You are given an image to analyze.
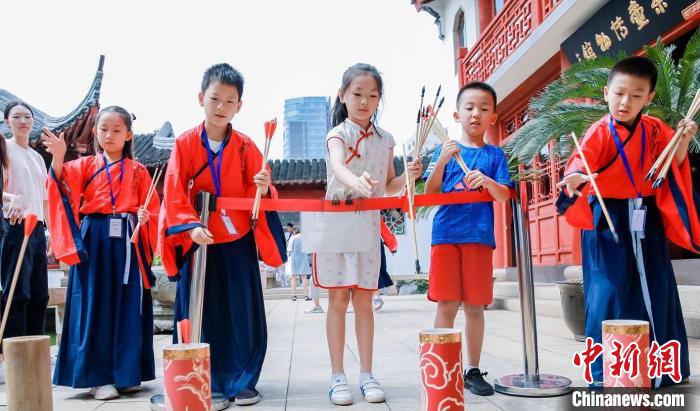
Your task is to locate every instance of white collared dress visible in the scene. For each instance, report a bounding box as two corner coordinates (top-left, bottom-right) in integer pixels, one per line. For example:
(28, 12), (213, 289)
(313, 119), (395, 290)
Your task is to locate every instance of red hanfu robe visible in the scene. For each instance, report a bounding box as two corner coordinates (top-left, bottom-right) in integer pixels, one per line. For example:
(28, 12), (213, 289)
(562, 114), (700, 253)
(158, 123), (286, 278)
(380, 220), (398, 253)
(47, 155), (160, 286)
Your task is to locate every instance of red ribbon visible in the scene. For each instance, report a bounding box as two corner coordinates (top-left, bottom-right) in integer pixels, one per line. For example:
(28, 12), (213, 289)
(216, 191), (499, 213)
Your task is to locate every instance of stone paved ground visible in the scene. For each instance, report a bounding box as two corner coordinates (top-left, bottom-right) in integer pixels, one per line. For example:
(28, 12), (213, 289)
(1, 295), (698, 410)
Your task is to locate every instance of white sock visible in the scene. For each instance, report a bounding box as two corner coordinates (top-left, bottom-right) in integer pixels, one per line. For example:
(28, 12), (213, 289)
(359, 372), (374, 385)
(331, 373), (347, 385)
(465, 365), (479, 372)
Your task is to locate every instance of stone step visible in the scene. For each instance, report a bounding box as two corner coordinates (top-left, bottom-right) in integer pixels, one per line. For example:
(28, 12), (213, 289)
(493, 282), (700, 338)
(493, 282), (563, 302)
(263, 286), (328, 300)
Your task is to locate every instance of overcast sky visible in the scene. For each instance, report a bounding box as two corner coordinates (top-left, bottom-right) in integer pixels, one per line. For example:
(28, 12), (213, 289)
(1, 0), (458, 159)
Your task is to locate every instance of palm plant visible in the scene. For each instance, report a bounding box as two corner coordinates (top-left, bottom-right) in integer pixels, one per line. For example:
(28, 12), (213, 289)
(505, 28), (700, 171)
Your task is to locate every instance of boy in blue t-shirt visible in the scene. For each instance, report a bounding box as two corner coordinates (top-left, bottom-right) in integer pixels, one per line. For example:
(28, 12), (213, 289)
(424, 81), (512, 396)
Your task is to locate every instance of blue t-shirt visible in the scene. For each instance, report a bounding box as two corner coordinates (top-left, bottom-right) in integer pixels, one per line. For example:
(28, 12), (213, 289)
(423, 143), (512, 248)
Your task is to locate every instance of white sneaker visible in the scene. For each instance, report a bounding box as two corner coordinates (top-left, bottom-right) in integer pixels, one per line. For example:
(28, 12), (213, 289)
(329, 375), (353, 406)
(304, 305), (324, 314)
(89, 384), (119, 400)
(373, 296), (384, 311)
(360, 376), (385, 403)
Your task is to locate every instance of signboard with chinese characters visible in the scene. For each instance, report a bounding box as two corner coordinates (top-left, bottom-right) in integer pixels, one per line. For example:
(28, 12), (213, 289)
(562, 0), (698, 63)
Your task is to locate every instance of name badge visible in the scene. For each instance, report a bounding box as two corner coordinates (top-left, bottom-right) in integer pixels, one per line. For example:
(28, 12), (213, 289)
(631, 207), (647, 233)
(109, 217), (123, 238)
(221, 213), (237, 235)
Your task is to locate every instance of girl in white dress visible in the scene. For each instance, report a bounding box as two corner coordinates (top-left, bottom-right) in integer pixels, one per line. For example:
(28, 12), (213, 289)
(313, 64), (421, 405)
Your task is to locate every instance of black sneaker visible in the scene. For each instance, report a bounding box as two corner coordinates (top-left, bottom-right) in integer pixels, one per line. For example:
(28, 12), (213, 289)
(464, 368), (494, 396)
(234, 388), (262, 406)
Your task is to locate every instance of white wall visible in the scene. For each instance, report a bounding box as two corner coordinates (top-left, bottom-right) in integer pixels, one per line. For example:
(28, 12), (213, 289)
(385, 208), (437, 276)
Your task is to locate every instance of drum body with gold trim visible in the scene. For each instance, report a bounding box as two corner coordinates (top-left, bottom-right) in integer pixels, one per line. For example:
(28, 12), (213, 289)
(602, 320), (650, 387)
(163, 343), (212, 411)
(419, 328), (464, 411)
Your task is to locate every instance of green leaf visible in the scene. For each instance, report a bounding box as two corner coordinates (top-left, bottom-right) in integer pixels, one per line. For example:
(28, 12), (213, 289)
(677, 29), (700, 115)
(644, 38), (679, 110)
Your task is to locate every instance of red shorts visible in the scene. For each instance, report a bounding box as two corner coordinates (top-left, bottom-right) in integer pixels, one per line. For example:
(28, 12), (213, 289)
(428, 243), (494, 305)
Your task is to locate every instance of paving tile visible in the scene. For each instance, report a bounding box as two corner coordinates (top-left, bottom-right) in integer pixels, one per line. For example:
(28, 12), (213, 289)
(0, 295), (697, 410)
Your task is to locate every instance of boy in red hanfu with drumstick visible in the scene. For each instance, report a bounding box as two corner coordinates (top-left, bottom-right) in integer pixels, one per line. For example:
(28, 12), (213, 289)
(557, 56), (699, 387)
(158, 63), (286, 405)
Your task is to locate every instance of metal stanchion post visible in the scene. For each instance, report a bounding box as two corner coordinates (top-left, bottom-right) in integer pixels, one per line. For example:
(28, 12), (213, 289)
(151, 192), (230, 410)
(494, 183), (572, 396)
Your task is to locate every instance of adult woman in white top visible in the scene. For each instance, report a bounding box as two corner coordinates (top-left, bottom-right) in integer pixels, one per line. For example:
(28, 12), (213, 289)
(0, 101), (50, 349)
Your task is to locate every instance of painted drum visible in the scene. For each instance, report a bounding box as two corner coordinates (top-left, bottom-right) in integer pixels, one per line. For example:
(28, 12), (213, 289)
(163, 343), (212, 411)
(602, 320), (650, 388)
(419, 328), (464, 411)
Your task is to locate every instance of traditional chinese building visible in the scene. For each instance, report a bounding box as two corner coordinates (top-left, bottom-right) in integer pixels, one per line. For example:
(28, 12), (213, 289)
(411, 0), (700, 283)
(1, 56), (105, 162)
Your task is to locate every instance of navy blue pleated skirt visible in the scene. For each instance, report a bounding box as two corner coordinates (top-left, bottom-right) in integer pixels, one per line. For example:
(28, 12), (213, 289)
(173, 230), (267, 398)
(582, 197), (689, 387)
(377, 241), (394, 289)
(53, 214), (155, 388)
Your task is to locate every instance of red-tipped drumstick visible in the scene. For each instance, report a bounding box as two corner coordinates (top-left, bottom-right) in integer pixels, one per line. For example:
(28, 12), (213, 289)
(251, 118), (277, 228)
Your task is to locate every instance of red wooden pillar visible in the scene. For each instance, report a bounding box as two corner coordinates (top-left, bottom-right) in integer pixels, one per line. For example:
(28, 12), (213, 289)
(487, 122), (512, 269)
(478, 0), (495, 33)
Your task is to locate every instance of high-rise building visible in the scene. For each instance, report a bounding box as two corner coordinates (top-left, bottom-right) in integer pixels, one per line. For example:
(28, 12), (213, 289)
(283, 96), (331, 159)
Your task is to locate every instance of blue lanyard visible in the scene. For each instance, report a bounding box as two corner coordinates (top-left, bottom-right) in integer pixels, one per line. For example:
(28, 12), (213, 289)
(201, 128), (229, 197)
(102, 155), (125, 214)
(608, 116), (645, 198)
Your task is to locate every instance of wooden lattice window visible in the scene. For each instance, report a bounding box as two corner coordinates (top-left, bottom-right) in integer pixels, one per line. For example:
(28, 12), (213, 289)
(381, 208), (405, 235)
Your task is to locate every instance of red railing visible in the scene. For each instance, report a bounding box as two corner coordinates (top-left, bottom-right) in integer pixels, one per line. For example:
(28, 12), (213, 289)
(458, 0), (563, 85)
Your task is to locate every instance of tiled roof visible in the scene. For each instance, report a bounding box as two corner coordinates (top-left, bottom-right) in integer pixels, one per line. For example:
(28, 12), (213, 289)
(270, 158), (326, 185)
(271, 149), (433, 186)
(133, 121), (175, 167)
(0, 56), (104, 151)
(132, 124), (434, 185)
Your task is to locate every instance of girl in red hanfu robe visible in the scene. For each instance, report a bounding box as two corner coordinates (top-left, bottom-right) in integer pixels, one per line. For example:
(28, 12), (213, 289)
(557, 57), (699, 387)
(44, 106), (158, 400)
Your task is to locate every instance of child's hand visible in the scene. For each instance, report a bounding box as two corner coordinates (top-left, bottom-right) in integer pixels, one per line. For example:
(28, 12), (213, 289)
(438, 140), (460, 165)
(678, 118), (698, 144)
(556, 172), (597, 198)
(7, 194), (24, 225)
(254, 169), (270, 195)
(189, 226), (214, 245)
(464, 169), (492, 190)
(41, 128), (66, 159)
(406, 158), (422, 179)
(352, 171), (378, 197)
(137, 206), (150, 225)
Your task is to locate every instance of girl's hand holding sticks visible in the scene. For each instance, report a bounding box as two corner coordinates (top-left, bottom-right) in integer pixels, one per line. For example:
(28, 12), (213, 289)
(137, 206), (150, 225)
(405, 159), (422, 180)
